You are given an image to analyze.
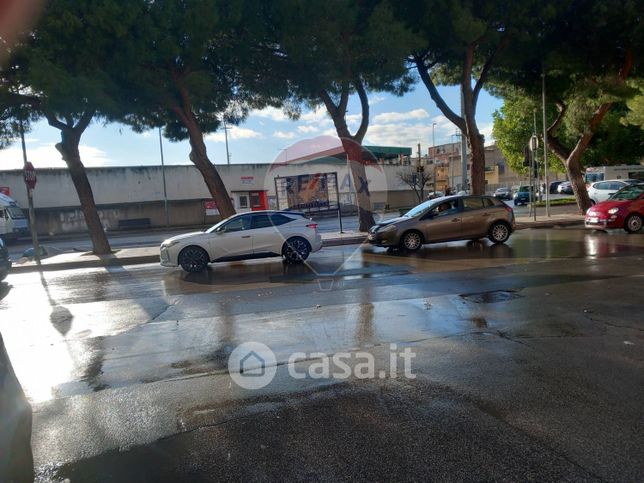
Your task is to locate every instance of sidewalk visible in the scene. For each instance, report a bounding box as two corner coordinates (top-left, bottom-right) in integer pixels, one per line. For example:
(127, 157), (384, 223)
(11, 214), (584, 273)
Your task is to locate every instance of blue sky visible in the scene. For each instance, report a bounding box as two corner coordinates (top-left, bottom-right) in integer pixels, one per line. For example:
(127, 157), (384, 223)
(0, 84), (502, 170)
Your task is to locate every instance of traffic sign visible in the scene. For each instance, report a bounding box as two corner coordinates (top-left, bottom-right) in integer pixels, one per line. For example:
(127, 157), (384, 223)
(23, 162), (36, 190)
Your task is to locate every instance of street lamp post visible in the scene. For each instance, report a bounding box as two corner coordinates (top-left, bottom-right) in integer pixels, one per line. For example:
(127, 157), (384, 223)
(223, 119), (231, 165)
(431, 122), (436, 159)
(158, 127), (170, 227)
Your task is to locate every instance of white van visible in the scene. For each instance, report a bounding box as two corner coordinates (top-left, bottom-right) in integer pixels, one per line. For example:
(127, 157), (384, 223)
(0, 193), (29, 240)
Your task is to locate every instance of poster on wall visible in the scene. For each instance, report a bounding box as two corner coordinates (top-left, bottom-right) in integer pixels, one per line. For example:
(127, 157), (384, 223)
(204, 200), (219, 216)
(274, 172), (339, 213)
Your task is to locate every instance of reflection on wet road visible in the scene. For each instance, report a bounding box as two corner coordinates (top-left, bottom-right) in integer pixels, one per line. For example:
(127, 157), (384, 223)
(0, 227), (643, 481)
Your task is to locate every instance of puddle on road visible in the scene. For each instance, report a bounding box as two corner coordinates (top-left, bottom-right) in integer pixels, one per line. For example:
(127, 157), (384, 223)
(460, 290), (524, 304)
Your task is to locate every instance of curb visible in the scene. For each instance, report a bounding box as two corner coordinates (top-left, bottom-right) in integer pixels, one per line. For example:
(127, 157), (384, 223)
(515, 219), (584, 230)
(9, 219), (584, 273)
(10, 254), (160, 273)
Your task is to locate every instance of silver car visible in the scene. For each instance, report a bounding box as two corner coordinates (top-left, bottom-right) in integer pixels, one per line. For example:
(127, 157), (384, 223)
(368, 195), (515, 250)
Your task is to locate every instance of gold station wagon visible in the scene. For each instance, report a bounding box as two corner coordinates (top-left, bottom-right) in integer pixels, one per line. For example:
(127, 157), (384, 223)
(368, 195), (516, 251)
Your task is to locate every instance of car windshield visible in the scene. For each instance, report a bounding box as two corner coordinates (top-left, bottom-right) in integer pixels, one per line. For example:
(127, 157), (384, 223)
(205, 216), (233, 233)
(610, 184), (644, 200)
(404, 199), (444, 218)
(7, 206), (26, 219)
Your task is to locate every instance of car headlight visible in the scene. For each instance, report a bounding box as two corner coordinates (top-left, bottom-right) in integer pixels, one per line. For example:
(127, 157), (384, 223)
(607, 208), (620, 215)
(162, 240), (179, 248)
(378, 224), (397, 233)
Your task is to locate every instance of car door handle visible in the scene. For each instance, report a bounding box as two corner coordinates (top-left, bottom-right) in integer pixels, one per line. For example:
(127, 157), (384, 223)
(241, 235), (251, 238)
(451, 218), (460, 222)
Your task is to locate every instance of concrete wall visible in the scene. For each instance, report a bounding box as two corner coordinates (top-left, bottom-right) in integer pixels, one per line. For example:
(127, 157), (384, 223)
(0, 162), (417, 234)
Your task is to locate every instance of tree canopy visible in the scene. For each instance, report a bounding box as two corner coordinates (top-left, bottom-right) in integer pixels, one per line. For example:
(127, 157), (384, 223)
(112, 0), (292, 218)
(271, 0), (419, 230)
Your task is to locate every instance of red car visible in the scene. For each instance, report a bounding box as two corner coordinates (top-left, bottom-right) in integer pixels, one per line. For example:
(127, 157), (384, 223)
(585, 183), (643, 233)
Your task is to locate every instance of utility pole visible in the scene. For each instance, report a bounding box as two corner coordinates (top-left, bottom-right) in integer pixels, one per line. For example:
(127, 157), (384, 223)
(431, 122), (436, 161)
(158, 127), (169, 227)
(223, 118), (231, 165)
(460, 90), (468, 193)
(533, 110), (540, 201)
(20, 119), (40, 265)
(542, 69), (550, 217)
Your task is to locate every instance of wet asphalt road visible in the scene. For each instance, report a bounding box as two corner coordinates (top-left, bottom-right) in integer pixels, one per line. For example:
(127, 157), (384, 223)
(1, 227), (643, 481)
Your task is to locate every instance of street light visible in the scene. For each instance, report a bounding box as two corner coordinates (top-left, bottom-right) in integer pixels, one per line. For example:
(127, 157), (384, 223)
(431, 122), (436, 161)
(158, 127), (169, 227)
(223, 118), (231, 165)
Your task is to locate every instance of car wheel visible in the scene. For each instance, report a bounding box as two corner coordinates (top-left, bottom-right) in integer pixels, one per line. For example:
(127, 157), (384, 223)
(488, 222), (511, 244)
(283, 237), (311, 263)
(624, 214), (642, 233)
(178, 246), (209, 272)
(400, 230), (423, 251)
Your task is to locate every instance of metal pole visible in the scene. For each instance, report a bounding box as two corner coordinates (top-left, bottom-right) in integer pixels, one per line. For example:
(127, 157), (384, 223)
(335, 173), (343, 234)
(533, 110), (540, 202)
(542, 70), (550, 217)
(158, 127), (169, 227)
(460, 90), (468, 193)
(20, 120), (40, 265)
(432, 122), (436, 160)
(223, 119), (231, 165)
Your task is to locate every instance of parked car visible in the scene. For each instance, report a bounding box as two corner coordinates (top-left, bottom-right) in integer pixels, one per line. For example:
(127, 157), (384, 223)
(368, 195), (515, 250)
(585, 183), (644, 233)
(0, 237), (10, 282)
(547, 181), (564, 194)
(557, 181), (573, 194)
(493, 187), (512, 200)
(160, 210), (323, 272)
(0, 333), (34, 482)
(587, 179), (640, 205)
(513, 185), (535, 206)
(425, 191), (444, 200)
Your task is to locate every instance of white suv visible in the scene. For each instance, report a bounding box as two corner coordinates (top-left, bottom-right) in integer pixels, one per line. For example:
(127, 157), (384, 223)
(588, 179), (639, 204)
(160, 210), (323, 272)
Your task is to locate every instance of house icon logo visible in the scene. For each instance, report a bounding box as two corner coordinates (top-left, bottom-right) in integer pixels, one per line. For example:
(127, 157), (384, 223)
(240, 351), (266, 376)
(229, 342), (277, 389)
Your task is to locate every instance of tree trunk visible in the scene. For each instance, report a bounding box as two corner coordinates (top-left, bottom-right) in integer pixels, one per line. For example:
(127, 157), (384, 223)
(183, 115), (236, 219)
(462, 88), (485, 195)
(565, 155), (592, 213)
(55, 130), (111, 254)
(467, 131), (486, 195)
(341, 139), (375, 231)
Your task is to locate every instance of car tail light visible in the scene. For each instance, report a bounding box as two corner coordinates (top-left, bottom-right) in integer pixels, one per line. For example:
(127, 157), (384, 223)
(306, 223), (318, 230)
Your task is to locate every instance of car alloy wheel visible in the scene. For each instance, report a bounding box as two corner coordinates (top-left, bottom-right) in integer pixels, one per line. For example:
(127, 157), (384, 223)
(283, 237), (310, 263)
(489, 222), (510, 244)
(179, 246), (209, 272)
(624, 214), (642, 233)
(401, 231), (422, 251)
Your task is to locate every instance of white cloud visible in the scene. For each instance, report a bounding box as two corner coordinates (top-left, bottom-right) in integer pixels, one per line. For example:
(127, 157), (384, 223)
(478, 122), (495, 146)
(273, 130), (297, 140)
(250, 106), (289, 122)
(370, 95), (386, 106)
(300, 108), (332, 124)
(0, 142), (112, 169)
(364, 122), (433, 148)
(373, 109), (430, 123)
(297, 125), (319, 134)
(206, 126), (263, 143)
